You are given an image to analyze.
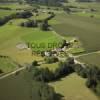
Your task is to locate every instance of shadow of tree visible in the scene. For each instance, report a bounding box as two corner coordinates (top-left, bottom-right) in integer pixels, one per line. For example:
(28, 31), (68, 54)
(55, 93), (64, 100)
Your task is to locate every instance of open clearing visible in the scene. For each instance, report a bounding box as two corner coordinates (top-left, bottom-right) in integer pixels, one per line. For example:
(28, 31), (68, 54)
(53, 12), (100, 52)
(50, 73), (99, 100)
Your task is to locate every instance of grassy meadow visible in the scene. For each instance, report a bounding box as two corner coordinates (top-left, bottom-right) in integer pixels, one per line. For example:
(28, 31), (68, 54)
(0, 57), (19, 73)
(0, 12), (62, 64)
(39, 62), (58, 71)
(0, 2), (100, 100)
(50, 73), (99, 100)
(0, 69), (33, 100)
(0, 3), (31, 9)
(53, 12), (100, 52)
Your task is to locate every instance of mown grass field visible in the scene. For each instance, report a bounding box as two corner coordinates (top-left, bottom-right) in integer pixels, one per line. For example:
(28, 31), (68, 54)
(77, 52), (100, 67)
(50, 73), (99, 100)
(53, 12), (100, 52)
(0, 69), (33, 100)
(22, 28), (62, 51)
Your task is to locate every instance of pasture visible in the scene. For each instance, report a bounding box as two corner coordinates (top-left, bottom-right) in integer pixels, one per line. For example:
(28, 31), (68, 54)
(0, 57), (19, 73)
(39, 62), (58, 71)
(0, 2), (100, 100)
(0, 17), (62, 64)
(53, 12), (100, 52)
(0, 69), (33, 100)
(50, 73), (99, 100)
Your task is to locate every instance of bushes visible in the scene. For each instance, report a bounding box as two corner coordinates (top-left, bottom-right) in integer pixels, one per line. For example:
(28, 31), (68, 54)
(40, 12), (55, 31)
(15, 11), (33, 18)
(74, 64), (87, 78)
(74, 63), (100, 96)
(0, 69), (3, 74)
(20, 20), (38, 28)
(0, 15), (12, 26)
(0, 11), (33, 26)
(0, 7), (12, 10)
(32, 81), (59, 100)
(32, 67), (54, 82)
(85, 66), (99, 90)
(40, 20), (49, 31)
(31, 58), (75, 82)
(32, 60), (38, 66)
(54, 61), (74, 79)
(44, 56), (58, 64)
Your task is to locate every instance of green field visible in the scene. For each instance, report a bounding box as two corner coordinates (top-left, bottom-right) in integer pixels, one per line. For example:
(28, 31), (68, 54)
(0, 3), (31, 9)
(0, 9), (15, 17)
(0, 17), (62, 64)
(77, 52), (100, 67)
(0, 2), (100, 100)
(50, 73), (99, 100)
(39, 62), (58, 71)
(53, 12), (100, 52)
(22, 28), (62, 51)
(0, 70), (33, 100)
(0, 57), (19, 73)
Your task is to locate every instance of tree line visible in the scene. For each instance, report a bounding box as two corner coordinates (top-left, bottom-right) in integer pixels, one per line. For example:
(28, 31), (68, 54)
(0, 11), (33, 26)
(20, 12), (55, 31)
(31, 57), (100, 96)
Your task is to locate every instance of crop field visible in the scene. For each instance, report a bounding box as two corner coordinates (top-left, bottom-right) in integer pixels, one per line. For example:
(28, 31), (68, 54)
(77, 52), (100, 67)
(53, 12), (100, 52)
(50, 73), (99, 100)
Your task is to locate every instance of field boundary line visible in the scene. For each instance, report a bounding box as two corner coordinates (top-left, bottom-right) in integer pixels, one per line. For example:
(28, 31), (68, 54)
(75, 51), (100, 58)
(0, 66), (26, 80)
